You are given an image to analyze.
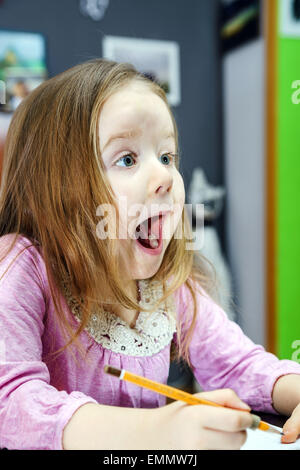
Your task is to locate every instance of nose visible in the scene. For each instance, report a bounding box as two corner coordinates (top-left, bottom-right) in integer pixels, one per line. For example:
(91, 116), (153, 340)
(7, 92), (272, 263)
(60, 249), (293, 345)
(148, 159), (173, 196)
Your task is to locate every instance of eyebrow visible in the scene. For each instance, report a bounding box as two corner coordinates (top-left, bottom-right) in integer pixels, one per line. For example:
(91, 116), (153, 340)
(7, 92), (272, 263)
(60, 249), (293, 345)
(102, 129), (175, 152)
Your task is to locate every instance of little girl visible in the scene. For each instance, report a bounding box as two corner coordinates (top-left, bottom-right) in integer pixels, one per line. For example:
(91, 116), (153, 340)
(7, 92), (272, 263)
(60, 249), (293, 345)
(0, 59), (300, 451)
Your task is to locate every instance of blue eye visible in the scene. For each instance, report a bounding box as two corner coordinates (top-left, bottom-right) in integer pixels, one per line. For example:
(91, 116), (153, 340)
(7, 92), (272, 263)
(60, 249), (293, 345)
(115, 154), (135, 167)
(160, 153), (175, 165)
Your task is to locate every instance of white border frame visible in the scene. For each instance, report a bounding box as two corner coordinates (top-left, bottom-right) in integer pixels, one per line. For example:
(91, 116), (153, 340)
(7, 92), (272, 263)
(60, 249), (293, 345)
(102, 35), (181, 106)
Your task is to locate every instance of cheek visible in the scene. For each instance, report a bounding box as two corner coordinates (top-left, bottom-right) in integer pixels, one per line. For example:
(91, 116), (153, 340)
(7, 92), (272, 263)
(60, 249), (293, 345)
(107, 172), (140, 203)
(107, 178), (144, 241)
(174, 175), (185, 230)
(173, 173), (185, 207)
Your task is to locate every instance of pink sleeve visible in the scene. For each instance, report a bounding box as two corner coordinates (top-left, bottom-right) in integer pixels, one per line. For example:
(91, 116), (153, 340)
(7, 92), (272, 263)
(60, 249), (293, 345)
(0, 236), (97, 450)
(173, 280), (300, 413)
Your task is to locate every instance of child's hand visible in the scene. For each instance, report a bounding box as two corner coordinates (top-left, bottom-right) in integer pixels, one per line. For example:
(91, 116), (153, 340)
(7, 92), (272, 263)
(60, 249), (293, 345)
(271, 374), (300, 444)
(281, 402), (300, 444)
(158, 388), (253, 450)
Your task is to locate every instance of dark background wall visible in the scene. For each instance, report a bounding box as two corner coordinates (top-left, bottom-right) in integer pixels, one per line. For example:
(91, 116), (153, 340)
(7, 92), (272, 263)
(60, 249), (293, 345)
(0, 0), (225, 251)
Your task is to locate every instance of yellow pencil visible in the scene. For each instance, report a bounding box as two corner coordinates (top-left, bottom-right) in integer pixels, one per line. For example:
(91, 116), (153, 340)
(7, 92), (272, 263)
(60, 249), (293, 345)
(104, 365), (281, 435)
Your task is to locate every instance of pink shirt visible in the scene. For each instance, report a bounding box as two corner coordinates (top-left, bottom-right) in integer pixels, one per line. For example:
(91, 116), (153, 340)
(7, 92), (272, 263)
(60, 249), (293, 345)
(0, 234), (300, 450)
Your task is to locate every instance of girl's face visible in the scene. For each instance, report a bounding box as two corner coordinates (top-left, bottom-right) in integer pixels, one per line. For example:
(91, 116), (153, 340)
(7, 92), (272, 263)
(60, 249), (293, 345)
(98, 80), (185, 281)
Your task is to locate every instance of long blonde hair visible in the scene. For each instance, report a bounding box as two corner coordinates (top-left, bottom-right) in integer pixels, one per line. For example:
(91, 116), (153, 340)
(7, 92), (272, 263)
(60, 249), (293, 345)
(0, 58), (227, 367)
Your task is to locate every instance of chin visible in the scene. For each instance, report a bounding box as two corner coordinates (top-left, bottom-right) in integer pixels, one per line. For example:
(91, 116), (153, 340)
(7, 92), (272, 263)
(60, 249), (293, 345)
(131, 262), (162, 281)
(134, 250), (166, 279)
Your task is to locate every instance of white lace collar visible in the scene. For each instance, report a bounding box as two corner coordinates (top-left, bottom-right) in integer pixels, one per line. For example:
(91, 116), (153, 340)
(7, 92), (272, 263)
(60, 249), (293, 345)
(61, 278), (177, 357)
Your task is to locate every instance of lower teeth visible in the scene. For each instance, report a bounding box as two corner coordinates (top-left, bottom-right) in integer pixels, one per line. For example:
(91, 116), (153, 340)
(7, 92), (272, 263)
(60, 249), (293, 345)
(150, 239), (158, 248)
(149, 234), (158, 248)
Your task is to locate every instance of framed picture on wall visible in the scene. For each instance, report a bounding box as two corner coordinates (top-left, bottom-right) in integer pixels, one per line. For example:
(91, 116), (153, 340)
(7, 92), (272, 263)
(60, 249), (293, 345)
(0, 29), (47, 113)
(0, 29), (47, 182)
(102, 35), (181, 106)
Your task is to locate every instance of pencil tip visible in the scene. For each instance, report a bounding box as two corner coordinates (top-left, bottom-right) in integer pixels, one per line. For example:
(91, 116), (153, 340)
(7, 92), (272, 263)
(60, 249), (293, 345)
(267, 426), (282, 435)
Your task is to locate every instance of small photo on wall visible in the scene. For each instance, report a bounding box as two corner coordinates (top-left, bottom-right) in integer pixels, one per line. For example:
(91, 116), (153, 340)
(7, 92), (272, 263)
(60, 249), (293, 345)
(102, 35), (181, 107)
(0, 29), (47, 113)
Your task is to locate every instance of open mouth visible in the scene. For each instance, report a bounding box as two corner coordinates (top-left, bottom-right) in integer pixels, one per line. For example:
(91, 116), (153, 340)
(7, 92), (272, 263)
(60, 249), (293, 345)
(135, 214), (163, 251)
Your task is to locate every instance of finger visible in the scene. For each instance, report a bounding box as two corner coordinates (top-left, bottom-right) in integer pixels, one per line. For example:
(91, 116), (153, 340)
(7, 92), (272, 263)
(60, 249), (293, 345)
(194, 388), (251, 411)
(198, 404), (254, 432)
(201, 428), (247, 450)
(282, 415), (300, 443)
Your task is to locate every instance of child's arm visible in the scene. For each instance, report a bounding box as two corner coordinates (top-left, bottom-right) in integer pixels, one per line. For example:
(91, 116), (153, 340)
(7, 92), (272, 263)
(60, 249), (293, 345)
(62, 389), (254, 450)
(0, 238), (97, 450)
(272, 374), (300, 415)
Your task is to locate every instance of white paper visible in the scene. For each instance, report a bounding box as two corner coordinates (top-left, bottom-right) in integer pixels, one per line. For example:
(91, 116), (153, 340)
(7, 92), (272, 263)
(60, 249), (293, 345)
(241, 425), (300, 450)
